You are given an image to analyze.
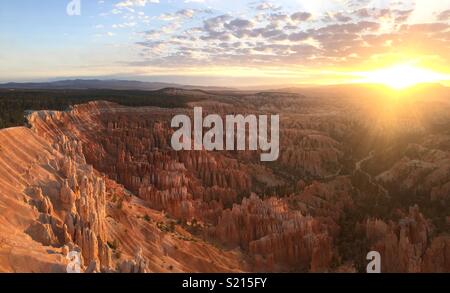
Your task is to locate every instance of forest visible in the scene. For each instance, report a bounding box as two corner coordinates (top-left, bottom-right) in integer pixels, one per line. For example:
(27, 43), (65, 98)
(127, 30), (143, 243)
(0, 89), (201, 129)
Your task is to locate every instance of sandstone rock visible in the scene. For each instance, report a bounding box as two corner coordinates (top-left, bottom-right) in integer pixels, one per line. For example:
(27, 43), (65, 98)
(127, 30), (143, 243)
(365, 206), (437, 272)
(25, 221), (59, 247)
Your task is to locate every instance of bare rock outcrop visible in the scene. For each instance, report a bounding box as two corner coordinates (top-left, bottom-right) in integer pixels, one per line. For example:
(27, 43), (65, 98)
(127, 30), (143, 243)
(365, 205), (449, 272)
(211, 194), (335, 271)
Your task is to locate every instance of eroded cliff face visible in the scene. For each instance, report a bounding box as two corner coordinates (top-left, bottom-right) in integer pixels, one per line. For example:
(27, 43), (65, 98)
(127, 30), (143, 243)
(0, 107), (246, 272)
(1, 91), (449, 273)
(0, 127), (68, 272)
(26, 101), (346, 272)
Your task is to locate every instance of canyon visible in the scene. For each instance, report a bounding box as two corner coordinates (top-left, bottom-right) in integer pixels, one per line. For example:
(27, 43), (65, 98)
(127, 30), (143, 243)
(0, 86), (448, 272)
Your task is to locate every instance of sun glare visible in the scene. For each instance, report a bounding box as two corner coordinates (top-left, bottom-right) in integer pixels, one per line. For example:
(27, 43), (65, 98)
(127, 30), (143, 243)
(358, 64), (448, 89)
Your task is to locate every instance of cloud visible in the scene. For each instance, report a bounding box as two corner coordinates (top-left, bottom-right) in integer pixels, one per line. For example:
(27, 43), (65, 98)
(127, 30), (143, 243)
(253, 1), (281, 11)
(112, 22), (137, 29)
(332, 13), (352, 23)
(291, 12), (312, 22)
(158, 9), (209, 21)
(116, 0), (159, 8)
(288, 32), (309, 42)
(224, 18), (254, 30)
(126, 0), (450, 70)
(437, 9), (450, 21)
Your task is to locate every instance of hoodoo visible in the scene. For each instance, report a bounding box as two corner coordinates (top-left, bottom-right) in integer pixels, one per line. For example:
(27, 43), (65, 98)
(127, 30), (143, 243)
(0, 92), (449, 273)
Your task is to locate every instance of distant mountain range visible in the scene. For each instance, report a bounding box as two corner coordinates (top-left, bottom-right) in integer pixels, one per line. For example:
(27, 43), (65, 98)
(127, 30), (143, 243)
(1, 80), (448, 100)
(0, 79), (234, 91)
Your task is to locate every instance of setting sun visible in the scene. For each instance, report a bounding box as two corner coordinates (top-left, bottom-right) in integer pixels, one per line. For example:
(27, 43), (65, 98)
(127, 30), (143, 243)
(358, 64), (448, 90)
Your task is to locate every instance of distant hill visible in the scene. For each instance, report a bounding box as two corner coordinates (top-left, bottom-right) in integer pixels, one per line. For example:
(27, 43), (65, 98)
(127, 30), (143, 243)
(0, 79), (234, 91)
(2, 80), (448, 100)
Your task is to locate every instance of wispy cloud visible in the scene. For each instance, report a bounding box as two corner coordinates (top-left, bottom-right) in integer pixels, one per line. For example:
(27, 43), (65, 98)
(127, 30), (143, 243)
(116, 0), (160, 8)
(1, 0), (450, 84)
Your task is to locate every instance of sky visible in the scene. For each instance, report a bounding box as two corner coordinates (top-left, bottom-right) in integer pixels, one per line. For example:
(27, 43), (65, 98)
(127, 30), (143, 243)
(0, 0), (449, 86)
